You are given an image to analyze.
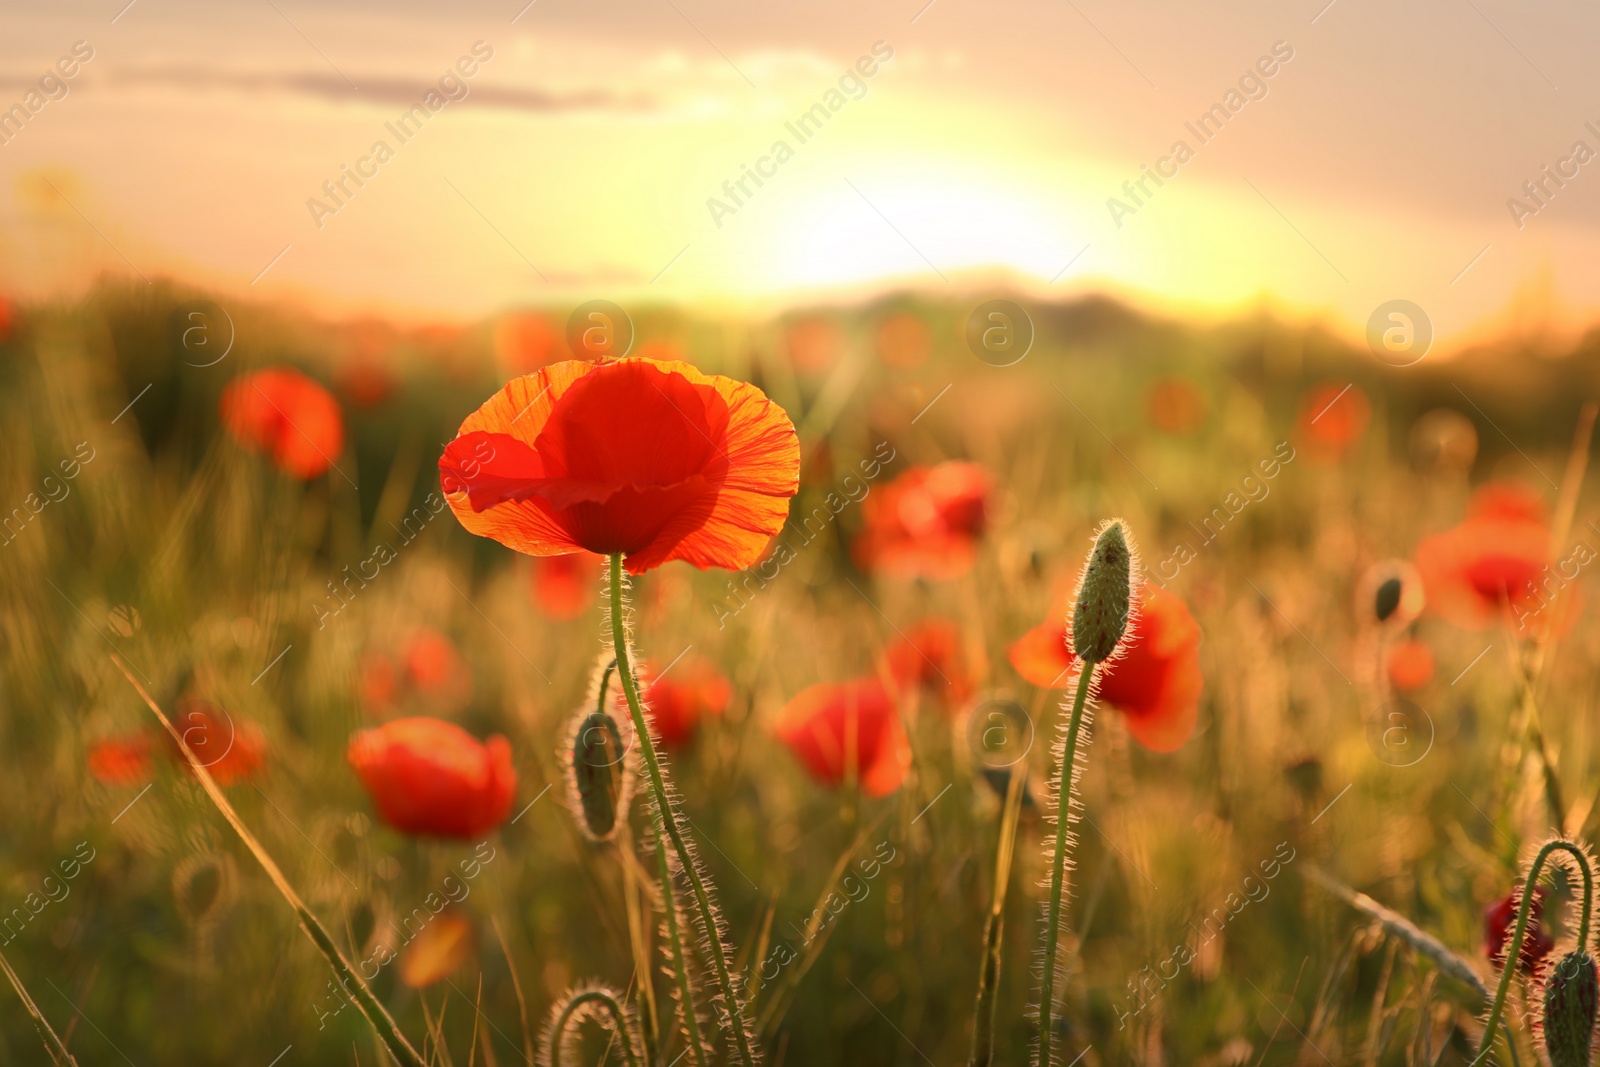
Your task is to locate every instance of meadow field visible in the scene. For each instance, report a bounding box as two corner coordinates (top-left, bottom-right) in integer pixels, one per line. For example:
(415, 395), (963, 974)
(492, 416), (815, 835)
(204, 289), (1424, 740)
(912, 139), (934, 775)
(1, 281), (1596, 1067)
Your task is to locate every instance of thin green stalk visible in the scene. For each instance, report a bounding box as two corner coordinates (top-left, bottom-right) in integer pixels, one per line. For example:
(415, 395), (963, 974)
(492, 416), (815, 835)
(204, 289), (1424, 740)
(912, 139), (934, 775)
(655, 819), (711, 1067)
(619, 825), (661, 1067)
(1037, 664), (1095, 1067)
(608, 554), (758, 1067)
(549, 990), (642, 1067)
(1473, 839), (1595, 1065)
(970, 767), (1026, 1067)
(0, 946), (78, 1065)
(111, 654), (425, 1067)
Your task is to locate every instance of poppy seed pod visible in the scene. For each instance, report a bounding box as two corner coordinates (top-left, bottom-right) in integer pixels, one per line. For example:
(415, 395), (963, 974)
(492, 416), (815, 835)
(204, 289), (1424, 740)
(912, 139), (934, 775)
(1072, 520), (1137, 664)
(563, 659), (634, 842)
(1543, 950), (1598, 1067)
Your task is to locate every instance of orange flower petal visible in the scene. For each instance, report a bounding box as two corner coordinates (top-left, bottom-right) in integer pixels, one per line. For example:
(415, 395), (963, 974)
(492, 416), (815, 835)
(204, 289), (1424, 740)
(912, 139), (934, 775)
(399, 910), (475, 989)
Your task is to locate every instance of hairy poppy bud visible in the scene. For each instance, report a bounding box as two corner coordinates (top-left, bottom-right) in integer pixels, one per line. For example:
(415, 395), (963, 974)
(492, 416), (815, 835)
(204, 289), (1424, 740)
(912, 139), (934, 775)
(1544, 950), (1599, 1067)
(1072, 520), (1137, 663)
(563, 659), (634, 842)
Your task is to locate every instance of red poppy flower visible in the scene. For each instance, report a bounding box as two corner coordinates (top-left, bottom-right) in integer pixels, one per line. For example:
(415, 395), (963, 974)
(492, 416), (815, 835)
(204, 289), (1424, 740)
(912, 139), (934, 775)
(220, 368), (346, 479)
(403, 629), (464, 694)
(854, 462), (990, 580)
(347, 717), (516, 839)
(775, 678), (910, 796)
(531, 552), (604, 620)
(1297, 383), (1370, 461)
(1008, 582), (1203, 752)
(1386, 639), (1434, 692)
(170, 702), (268, 785)
(1486, 886), (1554, 976)
(1415, 481), (1551, 630)
(1146, 377), (1207, 435)
(438, 358), (800, 575)
(88, 733), (154, 786)
(616, 658), (733, 748)
(885, 617), (973, 709)
(0, 296), (13, 341)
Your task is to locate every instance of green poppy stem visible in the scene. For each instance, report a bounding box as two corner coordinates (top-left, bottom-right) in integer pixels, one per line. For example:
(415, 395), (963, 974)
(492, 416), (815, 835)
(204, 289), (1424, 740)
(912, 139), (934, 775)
(608, 554), (758, 1067)
(1037, 664), (1095, 1067)
(1473, 839), (1595, 1065)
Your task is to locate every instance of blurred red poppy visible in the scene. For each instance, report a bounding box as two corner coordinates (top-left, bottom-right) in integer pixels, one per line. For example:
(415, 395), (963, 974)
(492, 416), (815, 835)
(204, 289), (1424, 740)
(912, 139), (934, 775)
(854, 462), (990, 580)
(221, 368), (346, 479)
(531, 552), (604, 619)
(1386, 639), (1434, 691)
(1415, 481), (1551, 630)
(776, 679), (909, 796)
(1008, 582), (1203, 752)
(359, 653), (400, 713)
(0, 296), (13, 341)
(403, 629), (463, 694)
(494, 313), (558, 374)
(335, 357), (397, 409)
(1485, 885), (1554, 976)
(88, 733), (153, 786)
(399, 910), (474, 988)
(347, 717), (516, 839)
(876, 313), (931, 369)
(786, 318), (842, 374)
(438, 358), (800, 574)
(617, 658), (733, 748)
(1146, 377), (1207, 435)
(170, 701), (267, 785)
(885, 617), (973, 709)
(1297, 383), (1370, 461)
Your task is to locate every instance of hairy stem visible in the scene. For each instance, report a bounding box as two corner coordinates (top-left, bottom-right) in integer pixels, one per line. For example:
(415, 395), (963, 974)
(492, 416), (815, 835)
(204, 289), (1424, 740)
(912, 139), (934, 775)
(1473, 839), (1595, 1064)
(550, 990), (641, 1067)
(970, 767), (1026, 1067)
(1037, 664), (1095, 1067)
(608, 554), (757, 1067)
(655, 818), (712, 1067)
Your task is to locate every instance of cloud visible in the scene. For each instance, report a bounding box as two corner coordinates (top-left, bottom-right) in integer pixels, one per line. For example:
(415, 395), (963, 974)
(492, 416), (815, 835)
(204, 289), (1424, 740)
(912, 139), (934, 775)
(39, 66), (654, 113)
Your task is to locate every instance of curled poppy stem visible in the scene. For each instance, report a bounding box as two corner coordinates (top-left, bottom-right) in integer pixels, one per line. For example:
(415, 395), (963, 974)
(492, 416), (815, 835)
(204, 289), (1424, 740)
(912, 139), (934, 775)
(1473, 839), (1595, 1065)
(655, 817), (712, 1067)
(547, 988), (642, 1067)
(608, 554), (758, 1067)
(109, 654), (427, 1067)
(1038, 663), (1095, 1067)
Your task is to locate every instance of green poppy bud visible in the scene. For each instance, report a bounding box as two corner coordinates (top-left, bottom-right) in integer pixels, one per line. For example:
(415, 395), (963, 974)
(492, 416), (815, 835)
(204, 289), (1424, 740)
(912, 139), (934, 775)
(1073, 520), (1137, 664)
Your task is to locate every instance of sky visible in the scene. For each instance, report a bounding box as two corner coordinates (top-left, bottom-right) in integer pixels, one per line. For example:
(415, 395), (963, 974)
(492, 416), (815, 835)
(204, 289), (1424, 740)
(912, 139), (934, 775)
(3, 0), (1600, 344)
